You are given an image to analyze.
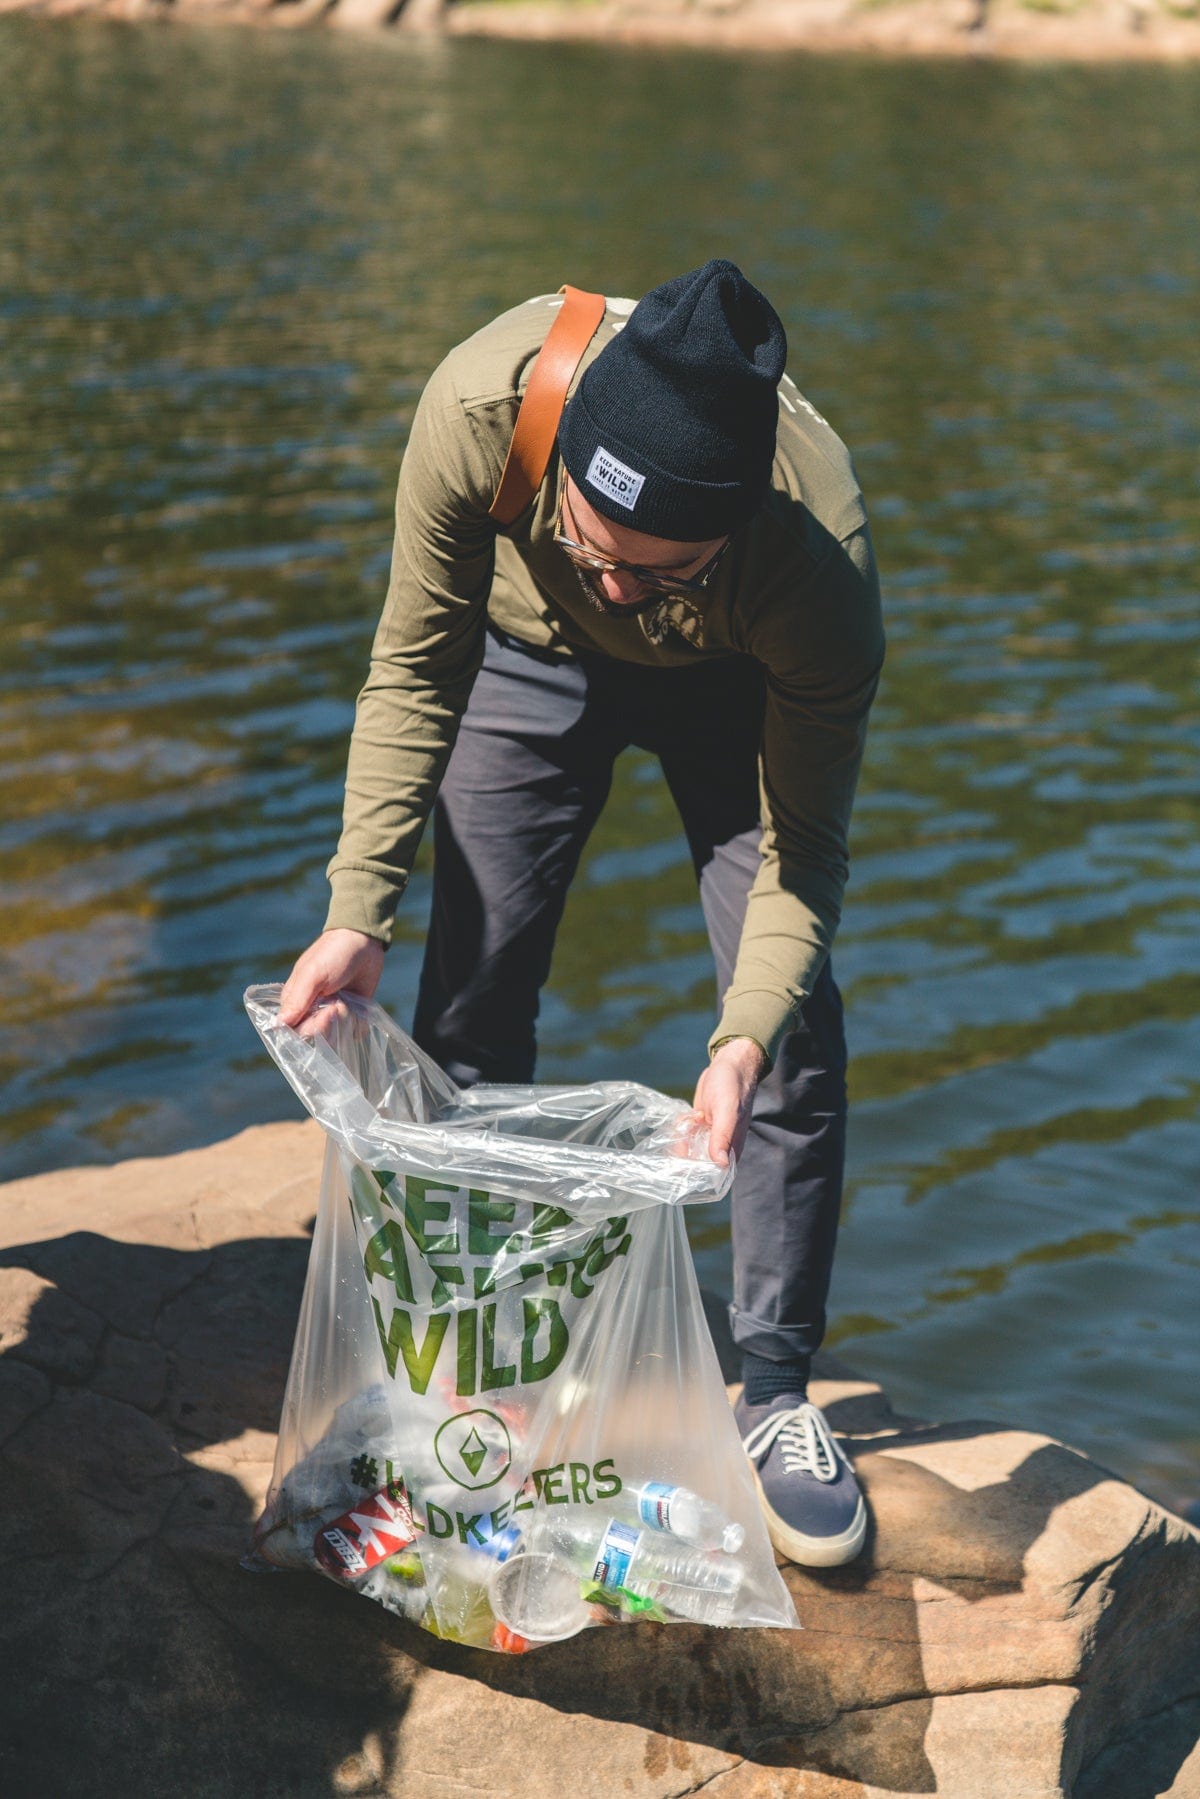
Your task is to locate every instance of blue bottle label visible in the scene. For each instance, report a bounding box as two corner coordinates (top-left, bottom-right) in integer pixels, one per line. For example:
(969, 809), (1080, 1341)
(638, 1482), (678, 1533)
(593, 1520), (640, 1590)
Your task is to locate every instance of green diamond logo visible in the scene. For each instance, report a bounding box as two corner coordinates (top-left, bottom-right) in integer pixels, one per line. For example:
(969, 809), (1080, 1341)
(434, 1408), (512, 1492)
(459, 1428), (487, 1478)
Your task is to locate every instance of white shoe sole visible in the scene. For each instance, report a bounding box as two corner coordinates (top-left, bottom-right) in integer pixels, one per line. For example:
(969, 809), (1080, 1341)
(751, 1465), (868, 1568)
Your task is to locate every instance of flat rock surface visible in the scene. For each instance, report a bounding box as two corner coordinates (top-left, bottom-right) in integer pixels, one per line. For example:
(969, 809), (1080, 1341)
(1, 1122), (1197, 1797)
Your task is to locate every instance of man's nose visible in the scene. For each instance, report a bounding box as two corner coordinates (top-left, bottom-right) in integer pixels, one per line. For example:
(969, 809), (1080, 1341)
(599, 567), (646, 605)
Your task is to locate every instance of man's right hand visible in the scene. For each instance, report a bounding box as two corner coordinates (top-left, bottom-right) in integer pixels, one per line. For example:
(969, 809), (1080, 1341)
(278, 928), (386, 1037)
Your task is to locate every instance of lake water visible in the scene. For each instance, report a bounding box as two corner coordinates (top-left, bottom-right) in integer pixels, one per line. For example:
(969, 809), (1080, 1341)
(0, 20), (1196, 1513)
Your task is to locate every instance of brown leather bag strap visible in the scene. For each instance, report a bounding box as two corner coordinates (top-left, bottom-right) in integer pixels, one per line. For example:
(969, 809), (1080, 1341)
(488, 285), (607, 527)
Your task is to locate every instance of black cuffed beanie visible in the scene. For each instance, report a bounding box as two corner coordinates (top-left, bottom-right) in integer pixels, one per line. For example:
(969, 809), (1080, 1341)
(557, 259), (787, 542)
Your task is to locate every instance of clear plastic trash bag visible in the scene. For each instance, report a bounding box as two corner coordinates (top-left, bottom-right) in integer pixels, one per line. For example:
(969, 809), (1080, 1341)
(243, 984), (799, 1652)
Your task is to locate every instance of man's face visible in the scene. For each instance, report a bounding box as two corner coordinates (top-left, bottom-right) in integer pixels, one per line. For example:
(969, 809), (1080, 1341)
(560, 477), (728, 614)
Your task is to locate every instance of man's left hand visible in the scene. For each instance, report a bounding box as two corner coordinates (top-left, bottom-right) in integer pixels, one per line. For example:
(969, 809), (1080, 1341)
(692, 1037), (768, 1169)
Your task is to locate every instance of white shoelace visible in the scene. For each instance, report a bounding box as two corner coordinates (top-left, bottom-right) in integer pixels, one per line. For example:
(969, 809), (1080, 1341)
(741, 1403), (844, 1485)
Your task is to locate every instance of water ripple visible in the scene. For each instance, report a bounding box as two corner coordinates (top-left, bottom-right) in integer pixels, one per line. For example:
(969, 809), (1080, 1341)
(0, 21), (1196, 1510)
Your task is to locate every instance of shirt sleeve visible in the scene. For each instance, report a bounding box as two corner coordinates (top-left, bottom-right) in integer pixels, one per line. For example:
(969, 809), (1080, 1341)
(710, 523), (884, 1067)
(323, 354), (503, 944)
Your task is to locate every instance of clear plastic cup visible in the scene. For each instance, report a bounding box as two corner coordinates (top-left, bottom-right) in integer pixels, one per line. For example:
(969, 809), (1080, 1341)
(488, 1550), (591, 1644)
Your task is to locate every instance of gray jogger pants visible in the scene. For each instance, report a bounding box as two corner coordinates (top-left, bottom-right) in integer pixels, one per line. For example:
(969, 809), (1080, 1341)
(412, 623), (848, 1372)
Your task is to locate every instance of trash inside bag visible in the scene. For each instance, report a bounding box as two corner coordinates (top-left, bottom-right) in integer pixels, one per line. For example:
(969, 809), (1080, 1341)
(244, 984), (799, 1651)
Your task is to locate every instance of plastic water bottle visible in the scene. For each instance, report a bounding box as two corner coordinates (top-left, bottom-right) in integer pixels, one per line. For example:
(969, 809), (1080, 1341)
(625, 1480), (745, 1555)
(590, 1519), (743, 1625)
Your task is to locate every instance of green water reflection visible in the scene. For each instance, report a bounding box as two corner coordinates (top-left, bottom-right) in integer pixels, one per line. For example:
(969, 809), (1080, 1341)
(0, 21), (1197, 1511)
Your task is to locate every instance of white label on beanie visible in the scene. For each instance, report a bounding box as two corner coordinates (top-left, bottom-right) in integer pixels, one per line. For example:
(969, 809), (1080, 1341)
(586, 446), (645, 511)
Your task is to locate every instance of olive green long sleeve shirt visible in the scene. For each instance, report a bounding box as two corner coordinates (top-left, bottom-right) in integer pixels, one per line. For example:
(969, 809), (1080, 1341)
(324, 293), (884, 1067)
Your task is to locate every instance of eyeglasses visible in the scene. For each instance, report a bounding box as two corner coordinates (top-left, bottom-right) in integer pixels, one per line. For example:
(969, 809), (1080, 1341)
(554, 481), (729, 600)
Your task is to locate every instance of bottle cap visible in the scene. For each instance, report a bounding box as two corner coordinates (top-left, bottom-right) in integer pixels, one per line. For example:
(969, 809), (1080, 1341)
(722, 1522), (746, 1555)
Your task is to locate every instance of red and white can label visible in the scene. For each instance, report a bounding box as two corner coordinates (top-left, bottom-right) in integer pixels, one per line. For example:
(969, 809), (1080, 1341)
(314, 1483), (417, 1579)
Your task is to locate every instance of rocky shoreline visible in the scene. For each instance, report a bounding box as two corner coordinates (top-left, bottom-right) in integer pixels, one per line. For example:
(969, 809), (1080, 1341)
(1, 1121), (1198, 1795)
(447, 0), (1200, 63)
(3, 0), (1200, 63)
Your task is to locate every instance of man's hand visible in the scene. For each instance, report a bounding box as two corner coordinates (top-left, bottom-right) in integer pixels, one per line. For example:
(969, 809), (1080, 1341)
(692, 1037), (768, 1168)
(278, 928), (385, 1038)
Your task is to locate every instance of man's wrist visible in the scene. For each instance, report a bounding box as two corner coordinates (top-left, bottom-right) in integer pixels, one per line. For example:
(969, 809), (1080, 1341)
(709, 1035), (769, 1076)
(323, 924), (387, 949)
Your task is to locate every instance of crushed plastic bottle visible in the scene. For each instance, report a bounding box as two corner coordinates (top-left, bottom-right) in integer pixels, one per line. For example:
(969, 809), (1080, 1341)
(624, 1480), (745, 1555)
(516, 1509), (745, 1627)
(421, 1557), (501, 1648)
(589, 1519), (743, 1625)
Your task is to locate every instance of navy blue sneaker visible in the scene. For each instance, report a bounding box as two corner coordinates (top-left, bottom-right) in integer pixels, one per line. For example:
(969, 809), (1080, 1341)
(735, 1391), (867, 1567)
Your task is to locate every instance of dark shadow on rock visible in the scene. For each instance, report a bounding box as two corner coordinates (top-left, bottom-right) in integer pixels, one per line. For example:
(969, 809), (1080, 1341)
(1067, 1522), (1200, 1799)
(0, 1230), (419, 1798)
(1073, 1692), (1200, 1799)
